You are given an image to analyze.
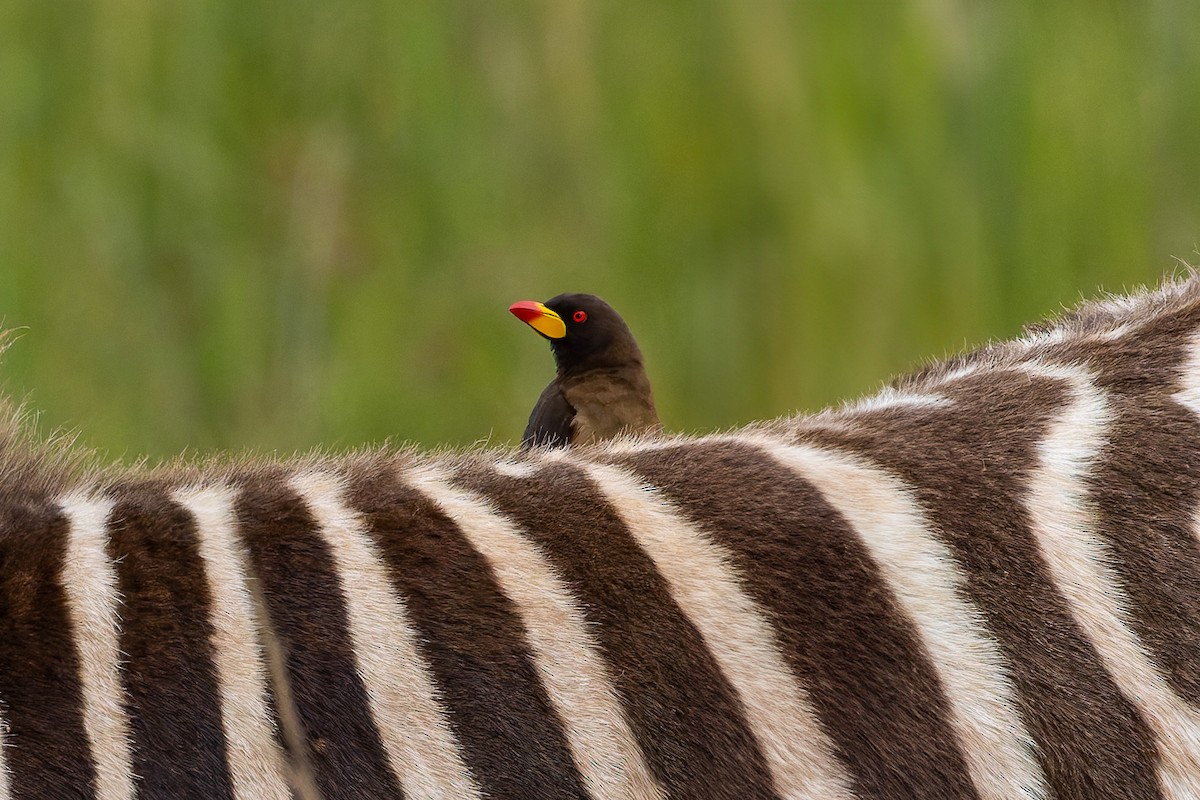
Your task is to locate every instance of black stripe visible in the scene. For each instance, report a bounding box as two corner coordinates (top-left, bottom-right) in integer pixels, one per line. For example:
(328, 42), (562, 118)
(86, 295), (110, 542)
(614, 441), (982, 800)
(346, 466), (590, 800)
(107, 488), (236, 800)
(456, 461), (781, 800)
(1092, 394), (1200, 703)
(795, 370), (1165, 799)
(0, 504), (97, 799)
(234, 474), (405, 800)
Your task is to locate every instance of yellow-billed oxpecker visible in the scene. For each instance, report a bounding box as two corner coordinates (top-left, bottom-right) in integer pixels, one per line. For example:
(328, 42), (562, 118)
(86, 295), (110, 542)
(510, 293), (661, 449)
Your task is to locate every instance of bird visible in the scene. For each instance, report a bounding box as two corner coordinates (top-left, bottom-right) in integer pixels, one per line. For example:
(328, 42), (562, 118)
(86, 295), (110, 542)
(509, 293), (660, 449)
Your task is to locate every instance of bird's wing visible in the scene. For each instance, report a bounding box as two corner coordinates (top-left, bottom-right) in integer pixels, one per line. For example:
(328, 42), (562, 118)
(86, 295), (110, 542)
(521, 382), (575, 448)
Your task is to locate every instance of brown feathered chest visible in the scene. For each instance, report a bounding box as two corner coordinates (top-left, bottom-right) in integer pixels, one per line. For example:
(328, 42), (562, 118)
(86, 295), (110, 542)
(560, 367), (661, 446)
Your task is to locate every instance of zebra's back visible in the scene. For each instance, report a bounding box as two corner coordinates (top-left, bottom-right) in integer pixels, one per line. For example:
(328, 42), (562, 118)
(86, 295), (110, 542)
(4, 277), (1200, 798)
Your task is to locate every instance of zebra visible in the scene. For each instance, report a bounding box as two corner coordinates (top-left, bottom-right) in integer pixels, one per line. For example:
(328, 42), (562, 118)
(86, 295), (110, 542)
(3, 276), (1200, 800)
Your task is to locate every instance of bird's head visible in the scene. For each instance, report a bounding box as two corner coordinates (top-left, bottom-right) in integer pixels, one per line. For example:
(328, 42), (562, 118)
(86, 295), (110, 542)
(509, 293), (643, 375)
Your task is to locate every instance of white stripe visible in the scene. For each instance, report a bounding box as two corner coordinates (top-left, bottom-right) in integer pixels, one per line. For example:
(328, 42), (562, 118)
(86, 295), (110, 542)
(1021, 363), (1200, 799)
(173, 486), (291, 800)
(1176, 333), (1200, 557)
(1017, 327), (1070, 350)
(1172, 331), (1200, 422)
(492, 460), (537, 479)
(407, 465), (666, 800)
(289, 471), (481, 800)
(933, 364), (983, 385)
(1094, 322), (1138, 342)
(57, 495), (137, 800)
(799, 392), (952, 436)
(841, 389), (953, 415)
(757, 440), (1049, 800)
(602, 430), (785, 457)
(578, 461), (855, 800)
(0, 701), (11, 800)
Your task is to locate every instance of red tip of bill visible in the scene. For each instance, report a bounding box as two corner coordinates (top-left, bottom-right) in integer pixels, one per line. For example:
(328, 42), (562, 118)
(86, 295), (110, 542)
(509, 301), (544, 323)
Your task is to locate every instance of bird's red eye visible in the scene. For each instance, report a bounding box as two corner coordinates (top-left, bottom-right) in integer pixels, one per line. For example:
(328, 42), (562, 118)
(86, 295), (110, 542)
(573, 310), (587, 323)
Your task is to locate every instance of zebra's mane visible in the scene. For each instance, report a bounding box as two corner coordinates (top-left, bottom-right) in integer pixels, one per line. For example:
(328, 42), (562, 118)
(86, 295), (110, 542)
(2, 269), (1198, 496)
(893, 267), (1200, 396)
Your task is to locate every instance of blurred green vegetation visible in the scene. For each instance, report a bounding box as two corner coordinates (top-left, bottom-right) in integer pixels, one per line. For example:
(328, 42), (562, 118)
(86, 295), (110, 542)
(0, 1), (1197, 459)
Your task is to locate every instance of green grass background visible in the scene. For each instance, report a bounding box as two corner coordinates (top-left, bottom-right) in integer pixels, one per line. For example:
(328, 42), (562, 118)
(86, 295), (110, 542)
(1, 1), (1197, 460)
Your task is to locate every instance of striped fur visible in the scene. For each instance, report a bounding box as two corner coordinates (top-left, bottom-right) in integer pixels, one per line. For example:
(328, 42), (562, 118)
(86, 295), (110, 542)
(59, 495), (135, 800)
(3, 276), (1200, 797)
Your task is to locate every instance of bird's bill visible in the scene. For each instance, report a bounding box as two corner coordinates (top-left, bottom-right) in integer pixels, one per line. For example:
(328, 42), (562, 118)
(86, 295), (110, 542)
(509, 300), (567, 339)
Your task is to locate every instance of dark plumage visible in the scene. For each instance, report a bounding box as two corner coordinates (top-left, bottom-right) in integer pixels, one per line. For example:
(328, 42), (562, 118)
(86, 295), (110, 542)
(510, 293), (660, 449)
